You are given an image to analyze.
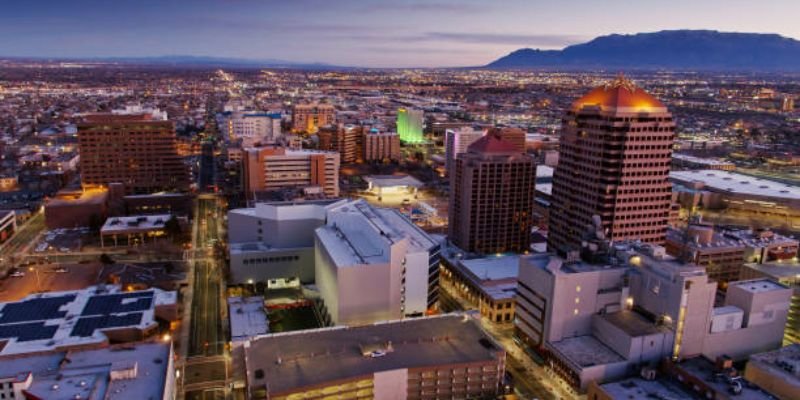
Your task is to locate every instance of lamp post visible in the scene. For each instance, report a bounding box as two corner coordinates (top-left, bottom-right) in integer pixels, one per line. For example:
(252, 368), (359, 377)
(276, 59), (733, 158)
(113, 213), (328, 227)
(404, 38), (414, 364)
(29, 266), (40, 292)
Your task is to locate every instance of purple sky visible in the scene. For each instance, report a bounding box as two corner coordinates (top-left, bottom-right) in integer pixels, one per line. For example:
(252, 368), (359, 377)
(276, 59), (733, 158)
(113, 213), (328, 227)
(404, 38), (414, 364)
(1, 0), (798, 67)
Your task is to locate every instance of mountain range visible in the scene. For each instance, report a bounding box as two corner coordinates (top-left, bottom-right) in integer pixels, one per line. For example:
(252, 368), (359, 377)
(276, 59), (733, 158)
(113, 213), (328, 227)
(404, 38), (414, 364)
(486, 30), (800, 71)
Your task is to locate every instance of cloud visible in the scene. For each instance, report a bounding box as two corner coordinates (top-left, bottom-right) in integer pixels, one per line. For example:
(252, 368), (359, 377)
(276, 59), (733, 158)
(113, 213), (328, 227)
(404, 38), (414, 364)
(361, 1), (485, 14)
(424, 32), (587, 47)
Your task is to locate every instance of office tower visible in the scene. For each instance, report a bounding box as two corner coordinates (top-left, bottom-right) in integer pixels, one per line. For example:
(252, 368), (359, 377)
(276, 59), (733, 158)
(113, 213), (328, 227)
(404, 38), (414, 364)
(292, 103), (335, 133)
(315, 200), (440, 326)
(449, 134), (536, 254)
(224, 111), (281, 146)
(548, 76), (675, 255)
(396, 107), (424, 143)
(317, 124), (363, 163)
(242, 147), (340, 199)
(241, 315), (504, 400)
(444, 127), (484, 175)
(77, 111), (190, 194)
(363, 130), (401, 162)
(487, 127), (526, 153)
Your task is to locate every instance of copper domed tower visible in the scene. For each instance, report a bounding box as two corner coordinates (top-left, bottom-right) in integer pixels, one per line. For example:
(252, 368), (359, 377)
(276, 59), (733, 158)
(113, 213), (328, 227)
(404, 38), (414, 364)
(548, 76), (675, 254)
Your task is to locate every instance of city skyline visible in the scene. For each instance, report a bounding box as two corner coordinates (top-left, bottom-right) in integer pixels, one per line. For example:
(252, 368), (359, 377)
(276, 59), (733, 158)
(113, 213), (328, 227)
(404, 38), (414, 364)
(1, 0), (799, 67)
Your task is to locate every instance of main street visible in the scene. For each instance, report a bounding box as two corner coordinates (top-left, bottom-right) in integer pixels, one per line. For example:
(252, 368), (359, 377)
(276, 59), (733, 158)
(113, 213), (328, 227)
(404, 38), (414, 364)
(183, 195), (229, 400)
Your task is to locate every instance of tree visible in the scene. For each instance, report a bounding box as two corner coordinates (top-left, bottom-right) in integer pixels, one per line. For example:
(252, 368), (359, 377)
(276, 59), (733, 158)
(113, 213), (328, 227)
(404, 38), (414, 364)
(99, 253), (114, 265)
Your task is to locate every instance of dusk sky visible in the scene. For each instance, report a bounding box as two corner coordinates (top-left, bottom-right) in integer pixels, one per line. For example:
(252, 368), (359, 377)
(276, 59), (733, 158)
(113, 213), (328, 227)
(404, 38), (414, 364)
(2, 0), (798, 67)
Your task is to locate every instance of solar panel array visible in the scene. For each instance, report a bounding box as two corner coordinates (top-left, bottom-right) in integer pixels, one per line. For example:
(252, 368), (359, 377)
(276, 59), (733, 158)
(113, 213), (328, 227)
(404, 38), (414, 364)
(71, 313), (145, 337)
(0, 290), (156, 346)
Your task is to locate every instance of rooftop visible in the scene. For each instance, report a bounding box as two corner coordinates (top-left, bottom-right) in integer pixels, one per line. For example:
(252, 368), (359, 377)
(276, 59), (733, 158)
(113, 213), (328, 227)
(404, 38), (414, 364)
(677, 357), (777, 400)
(748, 344), (800, 384)
(673, 153), (736, 167)
(458, 255), (519, 301)
(743, 260), (800, 281)
(364, 174), (423, 189)
(572, 77), (666, 112)
(729, 279), (789, 294)
(100, 214), (172, 235)
(244, 314), (503, 395)
(1, 342), (172, 400)
(229, 297), (268, 342)
(466, 134), (518, 154)
(599, 376), (697, 400)
(316, 200), (437, 268)
(598, 311), (669, 337)
(548, 335), (625, 369)
(0, 285), (175, 356)
(670, 170), (800, 201)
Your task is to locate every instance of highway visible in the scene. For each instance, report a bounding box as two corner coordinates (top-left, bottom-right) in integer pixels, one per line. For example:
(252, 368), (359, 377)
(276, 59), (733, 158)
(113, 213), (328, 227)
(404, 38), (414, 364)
(184, 195), (229, 400)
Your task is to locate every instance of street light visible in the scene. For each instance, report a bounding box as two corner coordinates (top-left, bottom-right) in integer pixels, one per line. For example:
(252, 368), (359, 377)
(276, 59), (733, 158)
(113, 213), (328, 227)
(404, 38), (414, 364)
(29, 266), (40, 292)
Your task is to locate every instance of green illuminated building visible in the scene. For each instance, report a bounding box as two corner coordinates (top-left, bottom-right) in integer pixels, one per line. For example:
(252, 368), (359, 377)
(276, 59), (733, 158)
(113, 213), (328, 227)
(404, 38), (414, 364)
(397, 108), (424, 143)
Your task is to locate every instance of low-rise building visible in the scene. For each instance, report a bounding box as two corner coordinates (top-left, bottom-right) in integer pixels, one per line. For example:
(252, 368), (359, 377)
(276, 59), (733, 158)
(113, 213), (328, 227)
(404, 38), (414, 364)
(229, 296), (269, 346)
(100, 214), (173, 247)
(239, 315), (505, 400)
(664, 356), (777, 400)
(440, 254), (519, 324)
(741, 260), (800, 344)
(588, 375), (696, 400)
(673, 153), (736, 171)
(745, 344), (800, 400)
(0, 285), (177, 356)
(0, 342), (176, 400)
(242, 147), (340, 199)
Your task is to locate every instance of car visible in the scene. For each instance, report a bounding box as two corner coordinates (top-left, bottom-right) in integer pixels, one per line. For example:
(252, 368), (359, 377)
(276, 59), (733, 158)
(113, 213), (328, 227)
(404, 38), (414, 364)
(53, 267), (69, 273)
(10, 272), (24, 278)
(369, 350), (387, 358)
(59, 247), (71, 253)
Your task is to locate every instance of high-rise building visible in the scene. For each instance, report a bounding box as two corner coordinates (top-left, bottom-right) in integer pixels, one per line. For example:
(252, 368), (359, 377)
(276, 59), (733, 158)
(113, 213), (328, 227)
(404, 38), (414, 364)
(444, 127), (485, 175)
(292, 103), (335, 133)
(77, 111), (190, 194)
(315, 199), (440, 325)
(548, 77), (675, 255)
(317, 124), (363, 163)
(396, 107), (424, 143)
(449, 134), (536, 254)
(224, 111), (281, 146)
(363, 130), (401, 162)
(242, 147), (340, 199)
(487, 127), (526, 153)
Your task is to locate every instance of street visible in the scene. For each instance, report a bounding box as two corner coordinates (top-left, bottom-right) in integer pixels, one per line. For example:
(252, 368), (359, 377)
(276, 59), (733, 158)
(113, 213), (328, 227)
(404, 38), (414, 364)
(183, 195), (229, 399)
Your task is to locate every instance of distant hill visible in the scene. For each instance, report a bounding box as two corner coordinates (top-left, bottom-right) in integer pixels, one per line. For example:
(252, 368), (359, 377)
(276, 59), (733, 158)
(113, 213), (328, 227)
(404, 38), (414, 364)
(486, 30), (800, 71)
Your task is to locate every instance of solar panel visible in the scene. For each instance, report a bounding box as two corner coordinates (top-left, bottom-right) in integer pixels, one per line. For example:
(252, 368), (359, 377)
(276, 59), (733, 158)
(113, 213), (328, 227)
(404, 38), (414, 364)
(81, 292), (154, 316)
(0, 295), (77, 324)
(70, 313), (144, 337)
(0, 322), (58, 342)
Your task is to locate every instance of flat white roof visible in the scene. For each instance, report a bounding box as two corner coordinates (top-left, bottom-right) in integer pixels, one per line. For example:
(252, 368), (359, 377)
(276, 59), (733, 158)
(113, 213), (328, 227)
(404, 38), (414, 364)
(229, 296), (269, 341)
(730, 279), (789, 294)
(100, 214), (172, 235)
(364, 174), (424, 189)
(461, 256), (519, 281)
(673, 153), (735, 166)
(317, 200), (437, 268)
(713, 305), (744, 316)
(670, 169), (800, 200)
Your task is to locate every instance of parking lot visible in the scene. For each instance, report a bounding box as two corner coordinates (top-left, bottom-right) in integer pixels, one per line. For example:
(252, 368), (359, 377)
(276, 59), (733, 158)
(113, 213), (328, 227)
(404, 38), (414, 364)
(0, 262), (103, 301)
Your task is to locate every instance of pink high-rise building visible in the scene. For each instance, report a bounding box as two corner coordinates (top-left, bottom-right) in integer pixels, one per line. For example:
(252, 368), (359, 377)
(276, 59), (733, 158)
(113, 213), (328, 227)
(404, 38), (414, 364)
(548, 77), (675, 254)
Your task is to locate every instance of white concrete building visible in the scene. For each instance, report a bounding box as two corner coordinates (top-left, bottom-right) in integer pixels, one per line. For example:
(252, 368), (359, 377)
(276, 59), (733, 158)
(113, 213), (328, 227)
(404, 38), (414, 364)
(314, 200), (440, 326)
(227, 199), (347, 286)
(224, 112), (281, 146)
(444, 127), (484, 175)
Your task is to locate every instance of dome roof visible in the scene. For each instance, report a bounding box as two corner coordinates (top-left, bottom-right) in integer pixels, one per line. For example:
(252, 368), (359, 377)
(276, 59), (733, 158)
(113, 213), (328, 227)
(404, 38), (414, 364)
(572, 76), (665, 111)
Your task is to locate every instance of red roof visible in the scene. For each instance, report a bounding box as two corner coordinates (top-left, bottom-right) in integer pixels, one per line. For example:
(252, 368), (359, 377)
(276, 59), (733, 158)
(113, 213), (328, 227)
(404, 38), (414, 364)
(467, 134), (518, 154)
(572, 76), (664, 111)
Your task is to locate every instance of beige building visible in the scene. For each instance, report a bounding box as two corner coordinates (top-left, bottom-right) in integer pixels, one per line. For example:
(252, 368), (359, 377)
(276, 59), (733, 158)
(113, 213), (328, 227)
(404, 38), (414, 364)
(240, 315), (505, 400)
(317, 124), (362, 163)
(745, 344), (800, 400)
(292, 103), (335, 133)
(242, 147), (340, 199)
(363, 131), (401, 162)
(449, 134), (536, 254)
(741, 260), (800, 345)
